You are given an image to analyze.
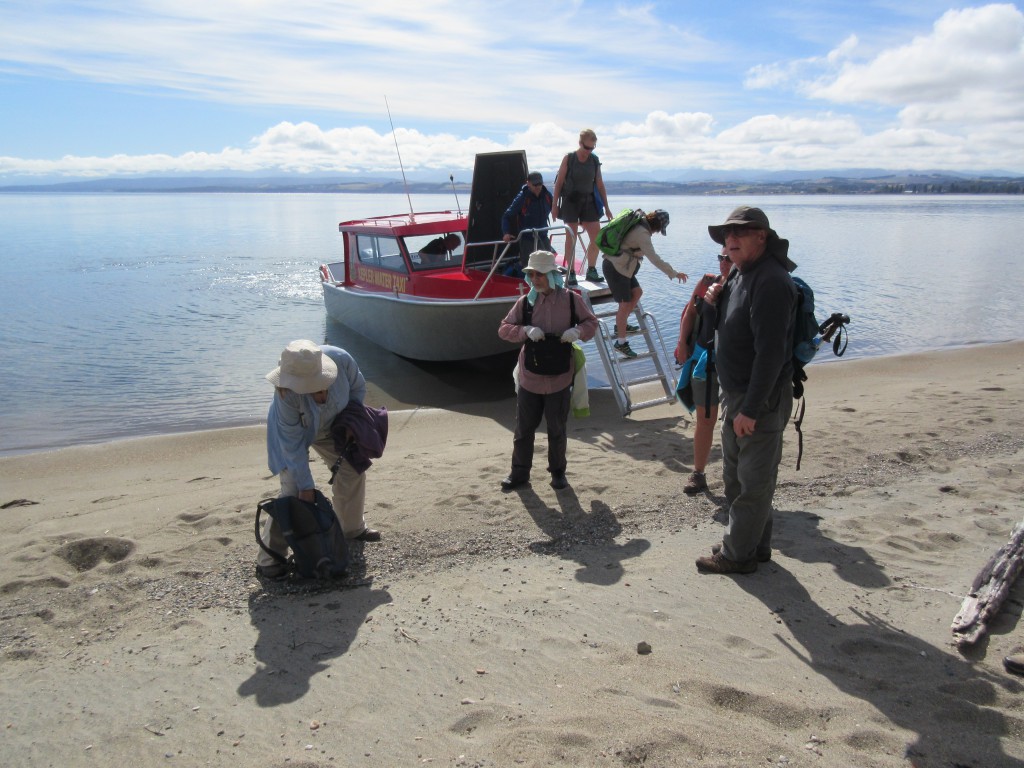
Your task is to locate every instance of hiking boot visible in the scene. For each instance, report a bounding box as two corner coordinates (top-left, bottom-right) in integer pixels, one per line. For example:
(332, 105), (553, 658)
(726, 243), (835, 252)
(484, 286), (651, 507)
(616, 323), (641, 336)
(566, 272), (578, 287)
(550, 473), (568, 490)
(614, 340), (638, 358)
(585, 266), (604, 282)
(1004, 653), (1024, 676)
(501, 474), (530, 491)
(352, 527), (381, 542)
(711, 543), (772, 563)
(683, 471), (707, 495)
(696, 550), (758, 575)
(255, 562), (289, 581)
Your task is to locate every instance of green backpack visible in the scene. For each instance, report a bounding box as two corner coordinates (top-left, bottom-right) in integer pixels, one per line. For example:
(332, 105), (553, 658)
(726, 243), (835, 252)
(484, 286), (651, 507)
(597, 208), (646, 256)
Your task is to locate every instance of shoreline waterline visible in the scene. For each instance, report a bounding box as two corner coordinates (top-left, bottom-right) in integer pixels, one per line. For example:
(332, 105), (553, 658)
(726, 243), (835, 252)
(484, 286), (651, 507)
(4, 192), (1024, 457)
(3, 340), (1020, 459)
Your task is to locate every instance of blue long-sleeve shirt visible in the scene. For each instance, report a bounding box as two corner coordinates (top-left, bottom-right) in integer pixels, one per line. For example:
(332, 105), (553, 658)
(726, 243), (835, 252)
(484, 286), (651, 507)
(501, 185), (553, 235)
(266, 345), (366, 490)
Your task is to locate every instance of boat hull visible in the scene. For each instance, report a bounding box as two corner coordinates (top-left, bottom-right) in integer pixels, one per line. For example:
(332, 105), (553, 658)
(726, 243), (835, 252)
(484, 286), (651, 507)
(322, 282), (521, 361)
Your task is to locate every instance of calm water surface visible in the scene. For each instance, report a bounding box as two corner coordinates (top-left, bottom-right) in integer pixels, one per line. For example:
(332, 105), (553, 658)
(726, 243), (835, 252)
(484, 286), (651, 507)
(1, 192), (1021, 455)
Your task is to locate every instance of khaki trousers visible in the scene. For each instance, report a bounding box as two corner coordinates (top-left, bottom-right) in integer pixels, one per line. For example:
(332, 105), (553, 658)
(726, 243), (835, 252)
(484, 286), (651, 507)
(258, 434), (367, 567)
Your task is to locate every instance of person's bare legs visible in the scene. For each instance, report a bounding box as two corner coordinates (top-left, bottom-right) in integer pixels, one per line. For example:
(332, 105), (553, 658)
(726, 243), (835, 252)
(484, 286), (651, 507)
(580, 220), (601, 270)
(615, 286), (642, 343)
(564, 222), (581, 275)
(693, 405), (718, 473)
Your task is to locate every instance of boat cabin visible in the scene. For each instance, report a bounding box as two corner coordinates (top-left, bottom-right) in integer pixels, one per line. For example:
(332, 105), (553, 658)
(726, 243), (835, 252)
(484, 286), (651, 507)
(325, 151), (556, 300)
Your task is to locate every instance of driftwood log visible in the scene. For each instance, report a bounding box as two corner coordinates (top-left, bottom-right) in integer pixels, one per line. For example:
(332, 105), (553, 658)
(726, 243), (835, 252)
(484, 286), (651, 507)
(952, 520), (1024, 647)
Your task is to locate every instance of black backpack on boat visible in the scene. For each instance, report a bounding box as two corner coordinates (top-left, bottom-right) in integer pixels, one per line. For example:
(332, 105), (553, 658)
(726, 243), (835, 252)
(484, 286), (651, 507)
(255, 490), (350, 579)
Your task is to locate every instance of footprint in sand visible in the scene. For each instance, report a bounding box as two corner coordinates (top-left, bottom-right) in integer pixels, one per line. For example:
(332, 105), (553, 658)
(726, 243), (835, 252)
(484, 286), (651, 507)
(54, 537), (135, 572)
(722, 633), (779, 660)
(0, 576), (71, 595)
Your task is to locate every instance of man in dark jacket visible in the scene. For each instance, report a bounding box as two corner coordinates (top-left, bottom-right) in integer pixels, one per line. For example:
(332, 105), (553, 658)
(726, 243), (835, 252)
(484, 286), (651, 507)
(696, 207), (797, 575)
(501, 171), (553, 271)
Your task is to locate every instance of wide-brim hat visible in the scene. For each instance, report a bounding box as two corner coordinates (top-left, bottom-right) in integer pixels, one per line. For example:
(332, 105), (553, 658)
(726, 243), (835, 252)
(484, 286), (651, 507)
(708, 206), (773, 244)
(708, 206), (797, 272)
(522, 250), (565, 275)
(265, 340), (338, 394)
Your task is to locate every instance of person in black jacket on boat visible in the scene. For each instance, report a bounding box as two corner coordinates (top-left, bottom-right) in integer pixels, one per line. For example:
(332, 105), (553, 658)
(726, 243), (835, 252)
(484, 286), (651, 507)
(502, 171), (553, 273)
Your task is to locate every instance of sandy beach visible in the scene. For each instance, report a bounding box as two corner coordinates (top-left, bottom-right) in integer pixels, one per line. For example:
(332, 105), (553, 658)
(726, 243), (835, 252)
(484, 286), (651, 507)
(2, 342), (1023, 767)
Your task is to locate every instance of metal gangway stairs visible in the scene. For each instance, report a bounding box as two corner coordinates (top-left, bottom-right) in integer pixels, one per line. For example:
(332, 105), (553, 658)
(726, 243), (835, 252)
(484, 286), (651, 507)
(577, 290), (678, 416)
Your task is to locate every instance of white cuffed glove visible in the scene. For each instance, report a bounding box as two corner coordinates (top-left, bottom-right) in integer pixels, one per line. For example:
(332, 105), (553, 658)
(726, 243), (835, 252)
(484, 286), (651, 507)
(560, 327), (581, 343)
(524, 326), (545, 342)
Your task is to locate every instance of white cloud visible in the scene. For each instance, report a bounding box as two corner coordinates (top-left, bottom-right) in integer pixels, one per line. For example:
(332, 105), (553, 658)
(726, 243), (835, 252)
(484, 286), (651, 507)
(810, 4), (1024, 128)
(0, 0), (715, 127)
(1, 3), (1023, 178)
(6, 105), (1019, 180)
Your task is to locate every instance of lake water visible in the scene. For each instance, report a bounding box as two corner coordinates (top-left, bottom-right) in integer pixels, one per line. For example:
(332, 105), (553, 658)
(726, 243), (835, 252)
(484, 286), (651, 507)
(1, 192), (1021, 455)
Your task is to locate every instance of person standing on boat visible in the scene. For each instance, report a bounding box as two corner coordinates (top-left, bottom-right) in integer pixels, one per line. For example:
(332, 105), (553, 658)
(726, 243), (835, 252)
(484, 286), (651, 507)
(501, 171), (553, 273)
(602, 209), (688, 359)
(498, 251), (598, 491)
(259, 340), (381, 580)
(551, 128), (610, 285)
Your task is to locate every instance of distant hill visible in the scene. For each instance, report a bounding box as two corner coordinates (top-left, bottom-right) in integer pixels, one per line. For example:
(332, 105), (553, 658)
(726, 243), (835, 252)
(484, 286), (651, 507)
(2, 172), (1022, 195)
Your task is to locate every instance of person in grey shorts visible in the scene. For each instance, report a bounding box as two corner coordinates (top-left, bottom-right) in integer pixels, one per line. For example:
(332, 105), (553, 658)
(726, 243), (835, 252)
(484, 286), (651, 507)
(602, 209), (688, 358)
(551, 128), (610, 284)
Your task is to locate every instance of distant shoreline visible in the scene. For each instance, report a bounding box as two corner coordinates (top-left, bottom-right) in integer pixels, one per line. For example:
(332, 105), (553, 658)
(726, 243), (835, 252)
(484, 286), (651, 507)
(2, 175), (1023, 196)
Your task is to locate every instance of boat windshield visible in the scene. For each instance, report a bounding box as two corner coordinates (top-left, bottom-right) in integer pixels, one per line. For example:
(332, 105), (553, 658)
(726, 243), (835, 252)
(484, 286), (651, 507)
(406, 232), (464, 271)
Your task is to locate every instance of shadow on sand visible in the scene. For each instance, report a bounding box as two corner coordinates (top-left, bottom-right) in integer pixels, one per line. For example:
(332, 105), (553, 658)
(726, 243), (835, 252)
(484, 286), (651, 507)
(734, 540), (1023, 766)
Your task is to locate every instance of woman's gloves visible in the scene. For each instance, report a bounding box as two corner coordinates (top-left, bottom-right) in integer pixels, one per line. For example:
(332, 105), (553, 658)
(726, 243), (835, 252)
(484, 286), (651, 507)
(560, 327), (581, 344)
(524, 326), (545, 342)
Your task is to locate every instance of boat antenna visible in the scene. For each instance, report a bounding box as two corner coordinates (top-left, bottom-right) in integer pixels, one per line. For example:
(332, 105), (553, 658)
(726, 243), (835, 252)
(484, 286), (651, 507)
(449, 174), (463, 215)
(385, 96), (415, 220)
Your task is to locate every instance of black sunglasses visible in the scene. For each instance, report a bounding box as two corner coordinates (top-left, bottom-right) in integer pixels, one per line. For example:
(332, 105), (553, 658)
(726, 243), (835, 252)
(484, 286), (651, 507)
(721, 224), (761, 238)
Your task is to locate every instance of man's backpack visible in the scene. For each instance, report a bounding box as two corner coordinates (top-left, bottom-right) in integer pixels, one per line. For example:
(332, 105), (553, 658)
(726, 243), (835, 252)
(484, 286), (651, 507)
(791, 277), (821, 400)
(255, 490), (350, 579)
(597, 208), (646, 257)
(790, 276), (850, 469)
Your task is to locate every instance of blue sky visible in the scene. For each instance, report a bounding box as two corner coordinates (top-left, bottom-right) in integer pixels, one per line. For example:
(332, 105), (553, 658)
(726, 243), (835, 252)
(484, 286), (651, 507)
(1, 1), (1022, 182)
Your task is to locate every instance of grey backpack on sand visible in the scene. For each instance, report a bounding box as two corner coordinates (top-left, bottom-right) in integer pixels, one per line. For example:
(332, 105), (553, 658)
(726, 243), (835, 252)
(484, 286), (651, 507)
(255, 491), (350, 579)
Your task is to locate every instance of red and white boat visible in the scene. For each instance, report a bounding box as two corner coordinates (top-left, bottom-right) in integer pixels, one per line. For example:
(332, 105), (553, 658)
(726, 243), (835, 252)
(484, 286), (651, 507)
(320, 151), (601, 361)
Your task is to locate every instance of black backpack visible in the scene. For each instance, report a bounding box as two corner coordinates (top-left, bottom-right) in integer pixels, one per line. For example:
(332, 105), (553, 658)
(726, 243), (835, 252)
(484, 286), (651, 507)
(255, 490), (350, 579)
(520, 290), (578, 375)
(790, 276), (851, 469)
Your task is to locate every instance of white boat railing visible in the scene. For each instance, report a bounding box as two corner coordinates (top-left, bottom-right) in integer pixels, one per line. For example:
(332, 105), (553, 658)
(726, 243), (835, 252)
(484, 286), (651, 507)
(468, 224), (575, 301)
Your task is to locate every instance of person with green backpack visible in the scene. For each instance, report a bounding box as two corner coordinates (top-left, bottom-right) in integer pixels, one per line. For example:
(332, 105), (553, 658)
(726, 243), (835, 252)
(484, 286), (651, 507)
(600, 209), (688, 358)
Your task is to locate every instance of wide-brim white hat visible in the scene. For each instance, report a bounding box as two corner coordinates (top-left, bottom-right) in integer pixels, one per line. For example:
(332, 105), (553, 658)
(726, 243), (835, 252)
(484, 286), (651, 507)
(522, 250), (565, 275)
(265, 340), (338, 394)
